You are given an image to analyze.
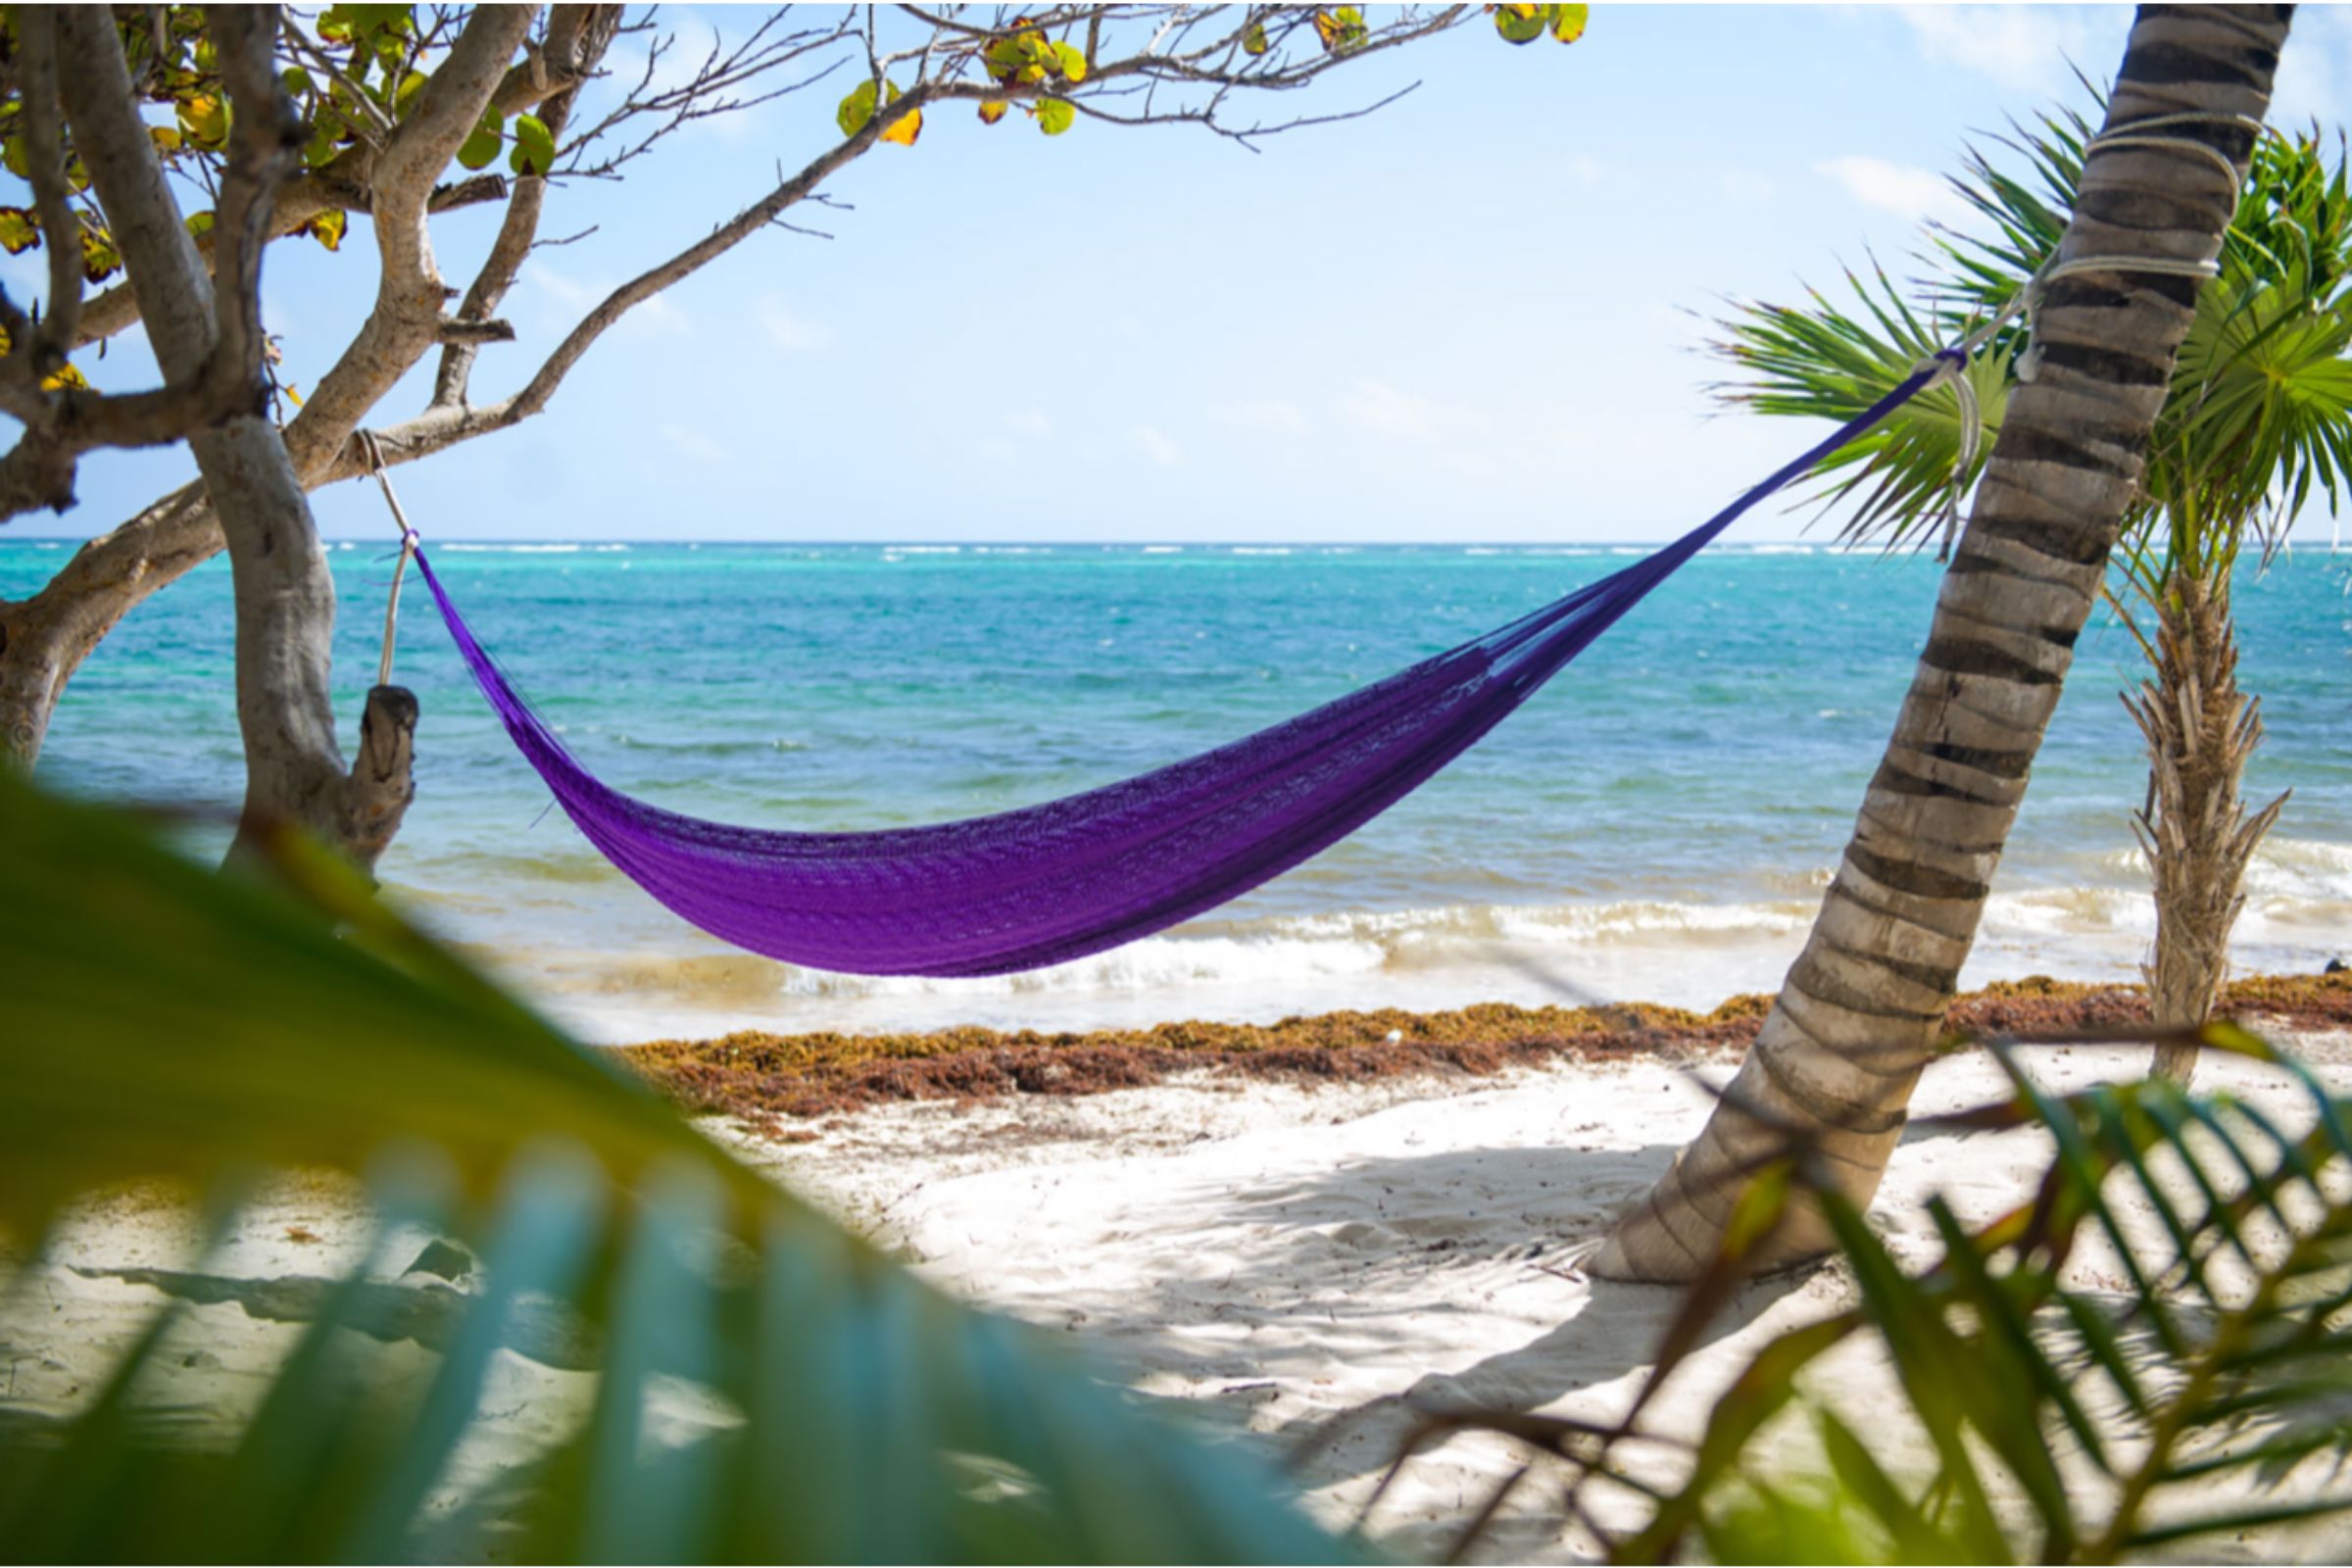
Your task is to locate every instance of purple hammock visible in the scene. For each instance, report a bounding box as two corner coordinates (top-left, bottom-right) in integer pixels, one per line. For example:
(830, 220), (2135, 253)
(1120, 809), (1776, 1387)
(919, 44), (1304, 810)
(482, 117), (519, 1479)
(416, 356), (1952, 977)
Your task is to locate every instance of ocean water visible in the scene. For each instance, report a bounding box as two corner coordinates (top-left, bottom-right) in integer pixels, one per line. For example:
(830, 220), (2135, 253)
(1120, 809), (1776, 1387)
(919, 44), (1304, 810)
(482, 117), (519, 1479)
(10, 538), (2349, 1041)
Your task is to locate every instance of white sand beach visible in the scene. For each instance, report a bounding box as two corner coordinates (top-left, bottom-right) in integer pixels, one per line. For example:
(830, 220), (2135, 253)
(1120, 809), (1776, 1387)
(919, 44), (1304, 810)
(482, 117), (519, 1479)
(11, 1025), (2351, 1560)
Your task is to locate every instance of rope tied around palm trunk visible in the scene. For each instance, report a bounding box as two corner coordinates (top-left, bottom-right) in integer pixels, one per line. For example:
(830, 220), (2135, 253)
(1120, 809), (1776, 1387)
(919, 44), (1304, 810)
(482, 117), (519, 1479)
(1920, 111), (2260, 560)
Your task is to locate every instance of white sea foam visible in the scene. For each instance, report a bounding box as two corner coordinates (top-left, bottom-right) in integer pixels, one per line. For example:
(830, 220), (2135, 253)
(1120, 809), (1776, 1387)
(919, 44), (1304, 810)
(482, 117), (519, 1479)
(1229, 547), (1292, 556)
(472, 856), (2352, 1043)
(443, 542), (584, 553)
(1143, 546), (1184, 555)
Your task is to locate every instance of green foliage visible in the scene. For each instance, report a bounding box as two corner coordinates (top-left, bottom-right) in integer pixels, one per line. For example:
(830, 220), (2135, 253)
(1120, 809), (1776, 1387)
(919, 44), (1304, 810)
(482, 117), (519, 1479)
(0, 768), (1361, 1564)
(837, 77), (921, 146)
(1428, 1024), (2352, 1563)
(0, 6), (569, 300)
(1490, 4), (1590, 46)
(967, 19), (1091, 133)
(1314, 8), (1370, 55)
(509, 112), (556, 176)
(457, 109), (504, 171)
(1711, 110), (2352, 583)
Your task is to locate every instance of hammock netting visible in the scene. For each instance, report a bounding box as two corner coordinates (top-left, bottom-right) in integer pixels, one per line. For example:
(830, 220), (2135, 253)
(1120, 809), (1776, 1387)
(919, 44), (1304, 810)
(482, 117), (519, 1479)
(416, 360), (1946, 977)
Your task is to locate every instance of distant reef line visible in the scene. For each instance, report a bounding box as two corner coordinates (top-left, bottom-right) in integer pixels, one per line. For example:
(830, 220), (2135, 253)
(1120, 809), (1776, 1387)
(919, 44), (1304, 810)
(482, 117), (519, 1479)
(617, 970), (2352, 1131)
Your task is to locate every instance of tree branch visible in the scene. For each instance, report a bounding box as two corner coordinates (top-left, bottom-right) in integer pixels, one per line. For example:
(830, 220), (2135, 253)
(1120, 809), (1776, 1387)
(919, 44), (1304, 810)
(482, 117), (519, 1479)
(0, 9), (301, 520)
(16, 11), (83, 362)
(279, 4), (542, 477)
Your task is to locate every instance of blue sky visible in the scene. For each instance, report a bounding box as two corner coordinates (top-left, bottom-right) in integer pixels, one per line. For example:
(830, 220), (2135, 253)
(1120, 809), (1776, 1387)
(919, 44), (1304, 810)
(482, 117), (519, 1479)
(16, 4), (2352, 544)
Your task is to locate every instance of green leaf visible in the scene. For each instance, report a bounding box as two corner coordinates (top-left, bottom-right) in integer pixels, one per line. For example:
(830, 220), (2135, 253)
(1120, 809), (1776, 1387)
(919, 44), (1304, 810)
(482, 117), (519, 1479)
(456, 111), (503, 172)
(1315, 7), (1368, 53)
(1548, 3), (1590, 43)
(1036, 96), (1075, 136)
(983, 35), (1030, 83)
(508, 112), (555, 176)
(1244, 20), (1269, 55)
(1494, 4), (1546, 44)
(176, 90), (230, 149)
(393, 70), (427, 119)
(76, 225), (122, 284)
(836, 77), (879, 138)
(1053, 40), (1089, 82)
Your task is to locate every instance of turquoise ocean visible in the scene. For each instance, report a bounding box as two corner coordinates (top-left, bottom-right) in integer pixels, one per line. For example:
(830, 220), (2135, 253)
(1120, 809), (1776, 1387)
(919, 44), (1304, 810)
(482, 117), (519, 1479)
(10, 538), (2349, 1042)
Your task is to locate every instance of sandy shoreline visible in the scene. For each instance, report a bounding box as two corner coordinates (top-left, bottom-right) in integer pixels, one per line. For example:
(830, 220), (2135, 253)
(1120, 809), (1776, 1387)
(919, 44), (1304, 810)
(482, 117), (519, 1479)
(9, 992), (2352, 1559)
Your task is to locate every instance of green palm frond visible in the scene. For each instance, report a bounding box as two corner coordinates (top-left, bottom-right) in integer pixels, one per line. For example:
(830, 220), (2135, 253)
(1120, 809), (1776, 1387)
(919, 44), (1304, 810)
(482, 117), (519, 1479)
(0, 769), (1359, 1564)
(1651, 1027), (2352, 1564)
(1712, 264), (2012, 545)
(1419, 1022), (2352, 1563)
(1714, 108), (2352, 579)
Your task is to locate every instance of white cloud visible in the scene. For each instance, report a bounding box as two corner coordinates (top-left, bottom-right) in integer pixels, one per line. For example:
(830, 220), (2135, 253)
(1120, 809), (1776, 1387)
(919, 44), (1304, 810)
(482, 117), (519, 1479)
(1003, 409), (1054, 439)
(1208, 398), (1308, 434)
(757, 296), (830, 353)
(660, 422), (725, 463)
(1816, 155), (1970, 225)
(1892, 4), (2110, 92)
(1341, 380), (1443, 440)
(1134, 425), (1182, 466)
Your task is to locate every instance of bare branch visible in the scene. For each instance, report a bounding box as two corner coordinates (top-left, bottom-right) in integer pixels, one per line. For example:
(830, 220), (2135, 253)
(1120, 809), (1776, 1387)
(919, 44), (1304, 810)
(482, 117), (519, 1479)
(280, 3), (542, 475)
(210, 6), (310, 404)
(434, 5), (623, 408)
(16, 12), (83, 361)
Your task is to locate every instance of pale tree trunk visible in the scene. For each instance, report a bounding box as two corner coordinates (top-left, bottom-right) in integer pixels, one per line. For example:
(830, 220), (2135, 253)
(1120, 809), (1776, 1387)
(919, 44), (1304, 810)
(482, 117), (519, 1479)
(1593, 3), (2294, 1283)
(54, 7), (417, 868)
(2134, 569), (2286, 1082)
(3, 4), (587, 777)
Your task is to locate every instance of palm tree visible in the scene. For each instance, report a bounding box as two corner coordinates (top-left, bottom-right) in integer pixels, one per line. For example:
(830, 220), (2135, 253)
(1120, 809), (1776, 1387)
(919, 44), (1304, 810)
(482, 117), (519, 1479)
(1708, 115), (2351, 1087)
(1592, 3), (2297, 1284)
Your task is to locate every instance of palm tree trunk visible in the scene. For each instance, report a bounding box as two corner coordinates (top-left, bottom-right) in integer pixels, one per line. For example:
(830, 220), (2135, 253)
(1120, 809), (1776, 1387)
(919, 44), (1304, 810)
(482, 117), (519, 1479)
(2134, 569), (2287, 1082)
(1593, 3), (2295, 1283)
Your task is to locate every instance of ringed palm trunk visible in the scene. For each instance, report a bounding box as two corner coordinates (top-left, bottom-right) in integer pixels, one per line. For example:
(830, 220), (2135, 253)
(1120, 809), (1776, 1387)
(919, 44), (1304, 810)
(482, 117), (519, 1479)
(1594, 3), (2294, 1283)
(2136, 566), (2286, 1083)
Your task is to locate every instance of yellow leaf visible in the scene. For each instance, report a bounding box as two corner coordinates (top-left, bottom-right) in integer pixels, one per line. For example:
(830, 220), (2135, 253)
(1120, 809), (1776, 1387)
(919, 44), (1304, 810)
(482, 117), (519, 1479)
(0, 207), (39, 256)
(879, 105), (922, 147)
(978, 100), (1009, 126)
(40, 362), (89, 392)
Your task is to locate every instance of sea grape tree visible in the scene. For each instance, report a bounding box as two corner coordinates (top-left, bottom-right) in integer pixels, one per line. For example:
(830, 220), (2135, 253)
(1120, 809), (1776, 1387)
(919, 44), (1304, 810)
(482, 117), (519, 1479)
(0, 3), (1580, 867)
